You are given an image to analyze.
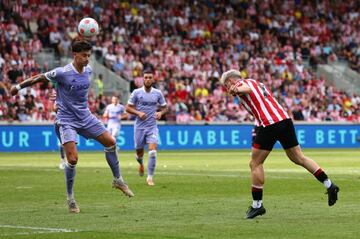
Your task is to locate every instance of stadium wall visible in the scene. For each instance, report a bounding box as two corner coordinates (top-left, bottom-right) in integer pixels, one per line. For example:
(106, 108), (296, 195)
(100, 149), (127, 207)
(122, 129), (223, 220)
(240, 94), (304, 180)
(0, 123), (359, 152)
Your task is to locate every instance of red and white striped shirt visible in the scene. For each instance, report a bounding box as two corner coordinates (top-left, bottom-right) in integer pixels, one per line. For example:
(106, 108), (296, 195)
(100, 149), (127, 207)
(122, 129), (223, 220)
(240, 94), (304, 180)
(235, 79), (289, 127)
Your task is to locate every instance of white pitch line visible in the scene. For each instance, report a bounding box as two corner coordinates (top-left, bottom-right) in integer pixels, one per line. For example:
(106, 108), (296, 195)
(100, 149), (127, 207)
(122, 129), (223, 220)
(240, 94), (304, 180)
(160, 151), (359, 156)
(0, 224), (78, 233)
(156, 172), (304, 180)
(1, 231), (70, 236)
(156, 169), (358, 180)
(159, 167), (360, 174)
(15, 186), (32, 189)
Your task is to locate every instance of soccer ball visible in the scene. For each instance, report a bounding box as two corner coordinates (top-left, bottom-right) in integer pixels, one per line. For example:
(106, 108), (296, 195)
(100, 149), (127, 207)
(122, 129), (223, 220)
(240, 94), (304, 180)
(78, 17), (99, 37)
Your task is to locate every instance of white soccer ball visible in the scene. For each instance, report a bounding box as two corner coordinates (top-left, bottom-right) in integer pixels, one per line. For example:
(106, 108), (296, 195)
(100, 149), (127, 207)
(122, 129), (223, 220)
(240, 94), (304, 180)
(78, 17), (99, 37)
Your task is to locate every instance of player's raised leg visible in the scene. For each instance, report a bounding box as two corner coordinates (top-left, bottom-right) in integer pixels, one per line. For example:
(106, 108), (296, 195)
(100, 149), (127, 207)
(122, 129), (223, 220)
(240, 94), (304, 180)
(96, 131), (134, 197)
(245, 148), (270, 219)
(285, 145), (339, 206)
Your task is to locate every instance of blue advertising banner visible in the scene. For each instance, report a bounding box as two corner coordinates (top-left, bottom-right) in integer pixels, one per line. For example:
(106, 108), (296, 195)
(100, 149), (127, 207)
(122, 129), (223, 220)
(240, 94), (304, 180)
(0, 124), (359, 152)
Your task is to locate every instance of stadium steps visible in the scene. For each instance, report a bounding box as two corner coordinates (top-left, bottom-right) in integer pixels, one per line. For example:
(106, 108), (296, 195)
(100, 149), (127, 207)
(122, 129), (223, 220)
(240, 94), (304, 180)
(318, 63), (360, 95)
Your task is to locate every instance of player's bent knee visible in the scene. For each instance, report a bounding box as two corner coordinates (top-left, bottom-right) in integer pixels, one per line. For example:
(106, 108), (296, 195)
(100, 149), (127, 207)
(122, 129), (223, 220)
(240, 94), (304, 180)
(65, 151), (78, 165)
(104, 144), (117, 152)
(107, 137), (116, 147)
(249, 161), (255, 169)
(249, 160), (261, 170)
(67, 157), (78, 165)
(149, 150), (157, 158)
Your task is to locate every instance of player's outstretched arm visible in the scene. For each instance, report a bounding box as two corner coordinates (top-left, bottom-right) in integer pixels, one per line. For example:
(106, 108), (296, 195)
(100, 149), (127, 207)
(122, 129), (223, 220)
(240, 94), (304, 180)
(10, 74), (48, 96)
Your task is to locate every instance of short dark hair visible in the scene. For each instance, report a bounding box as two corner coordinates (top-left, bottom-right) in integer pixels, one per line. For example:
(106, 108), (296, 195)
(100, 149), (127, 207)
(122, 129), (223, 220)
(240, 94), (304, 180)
(143, 68), (154, 75)
(71, 40), (92, 53)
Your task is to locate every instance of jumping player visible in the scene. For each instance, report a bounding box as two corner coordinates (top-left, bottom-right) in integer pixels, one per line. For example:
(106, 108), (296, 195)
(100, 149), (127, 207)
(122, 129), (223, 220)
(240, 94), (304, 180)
(10, 39), (134, 213)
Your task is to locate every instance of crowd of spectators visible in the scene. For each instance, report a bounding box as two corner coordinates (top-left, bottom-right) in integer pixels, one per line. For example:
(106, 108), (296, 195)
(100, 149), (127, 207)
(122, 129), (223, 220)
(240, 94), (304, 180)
(0, 0), (359, 123)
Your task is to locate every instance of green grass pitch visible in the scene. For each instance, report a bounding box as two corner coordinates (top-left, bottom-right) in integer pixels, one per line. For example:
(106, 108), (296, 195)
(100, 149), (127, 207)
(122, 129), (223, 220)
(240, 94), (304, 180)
(0, 149), (359, 239)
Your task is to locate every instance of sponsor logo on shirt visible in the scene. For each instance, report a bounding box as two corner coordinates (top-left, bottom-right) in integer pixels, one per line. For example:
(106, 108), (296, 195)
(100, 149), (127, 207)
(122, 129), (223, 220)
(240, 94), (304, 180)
(140, 102), (157, 106)
(65, 83), (90, 91)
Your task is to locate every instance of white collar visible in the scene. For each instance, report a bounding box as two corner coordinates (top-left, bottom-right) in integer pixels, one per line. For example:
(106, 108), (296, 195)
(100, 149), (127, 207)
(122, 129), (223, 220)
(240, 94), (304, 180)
(142, 86), (153, 93)
(71, 62), (85, 74)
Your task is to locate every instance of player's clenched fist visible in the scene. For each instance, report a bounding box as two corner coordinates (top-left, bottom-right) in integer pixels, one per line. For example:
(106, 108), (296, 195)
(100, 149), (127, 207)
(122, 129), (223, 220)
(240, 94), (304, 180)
(138, 111), (147, 120)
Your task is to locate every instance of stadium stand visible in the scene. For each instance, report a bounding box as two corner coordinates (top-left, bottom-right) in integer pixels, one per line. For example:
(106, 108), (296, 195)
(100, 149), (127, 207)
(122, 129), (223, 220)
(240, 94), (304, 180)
(0, 0), (359, 123)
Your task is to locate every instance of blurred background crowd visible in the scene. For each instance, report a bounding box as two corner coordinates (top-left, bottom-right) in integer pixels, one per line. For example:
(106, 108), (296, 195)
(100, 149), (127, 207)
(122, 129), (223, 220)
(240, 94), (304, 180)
(0, 0), (359, 123)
